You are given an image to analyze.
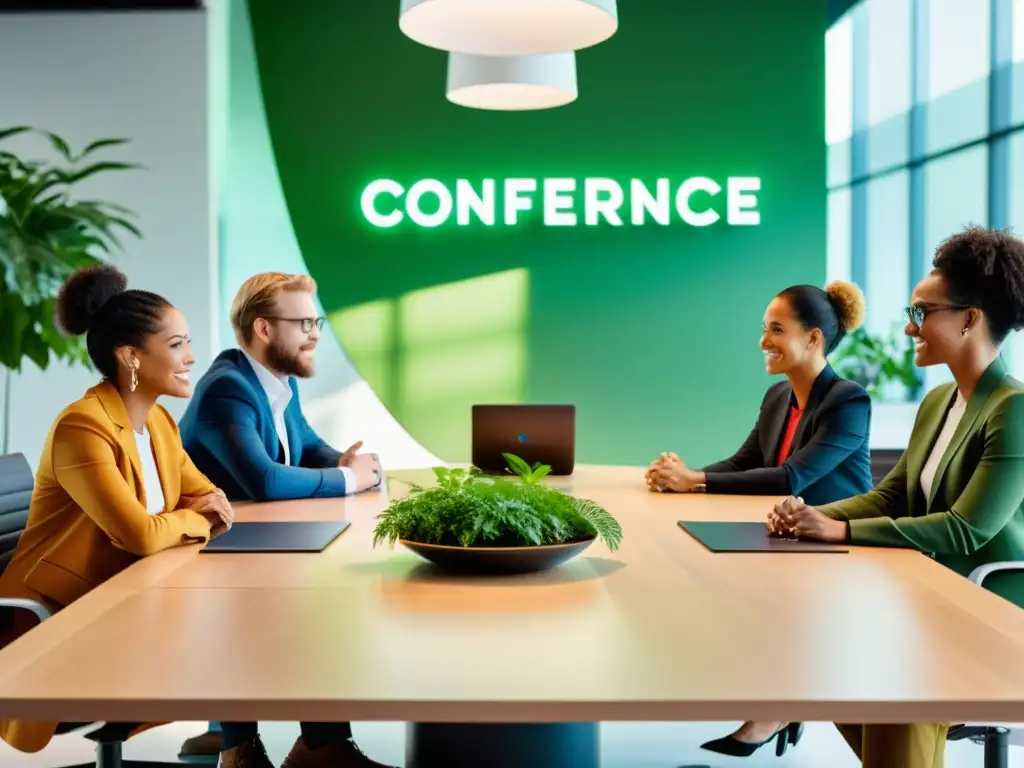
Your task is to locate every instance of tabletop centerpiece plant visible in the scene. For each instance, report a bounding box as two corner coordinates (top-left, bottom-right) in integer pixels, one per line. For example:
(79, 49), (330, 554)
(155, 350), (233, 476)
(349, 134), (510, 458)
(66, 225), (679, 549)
(372, 453), (622, 574)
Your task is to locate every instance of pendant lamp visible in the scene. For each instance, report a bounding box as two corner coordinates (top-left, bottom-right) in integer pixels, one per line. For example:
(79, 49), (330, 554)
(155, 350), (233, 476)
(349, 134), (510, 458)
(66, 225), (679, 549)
(399, 0), (618, 56)
(446, 52), (577, 110)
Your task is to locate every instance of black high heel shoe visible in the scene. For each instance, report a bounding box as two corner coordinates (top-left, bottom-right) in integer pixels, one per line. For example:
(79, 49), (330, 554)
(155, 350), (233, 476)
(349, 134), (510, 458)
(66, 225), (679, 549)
(700, 722), (804, 758)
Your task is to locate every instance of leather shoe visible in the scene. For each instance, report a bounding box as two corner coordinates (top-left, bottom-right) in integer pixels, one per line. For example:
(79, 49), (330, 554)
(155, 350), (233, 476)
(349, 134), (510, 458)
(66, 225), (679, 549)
(282, 736), (396, 768)
(217, 736), (274, 768)
(180, 729), (223, 759)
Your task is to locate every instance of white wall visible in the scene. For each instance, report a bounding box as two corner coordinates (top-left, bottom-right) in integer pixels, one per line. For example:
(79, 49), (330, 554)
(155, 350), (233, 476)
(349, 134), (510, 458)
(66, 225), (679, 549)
(0, 10), (214, 470)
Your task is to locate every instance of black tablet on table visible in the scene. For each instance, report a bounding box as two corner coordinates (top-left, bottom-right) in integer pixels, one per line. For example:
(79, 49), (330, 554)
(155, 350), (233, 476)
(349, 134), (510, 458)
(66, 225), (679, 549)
(677, 521), (849, 553)
(201, 521), (351, 553)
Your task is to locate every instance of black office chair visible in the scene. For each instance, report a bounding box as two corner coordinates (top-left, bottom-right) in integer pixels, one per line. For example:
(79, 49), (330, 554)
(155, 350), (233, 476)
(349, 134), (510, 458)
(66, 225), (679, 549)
(0, 452), (186, 768)
(944, 561), (1024, 768)
(868, 448), (903, 486)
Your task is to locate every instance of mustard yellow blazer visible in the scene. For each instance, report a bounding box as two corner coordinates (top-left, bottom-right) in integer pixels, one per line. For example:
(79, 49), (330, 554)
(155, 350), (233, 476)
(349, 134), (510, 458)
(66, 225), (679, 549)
(0, 380), (216, 753)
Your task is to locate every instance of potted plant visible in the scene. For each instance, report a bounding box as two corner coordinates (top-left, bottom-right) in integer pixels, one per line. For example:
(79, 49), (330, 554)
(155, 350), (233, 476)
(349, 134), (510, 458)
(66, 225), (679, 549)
(373, 453), (623, 574)
(831, 325), (920, 401)
(0, 126), (141, 453)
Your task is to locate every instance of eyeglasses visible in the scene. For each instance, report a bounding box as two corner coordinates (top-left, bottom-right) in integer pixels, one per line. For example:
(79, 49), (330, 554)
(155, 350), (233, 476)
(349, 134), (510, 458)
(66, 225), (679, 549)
(904, 303), (970, 327)
(263, 316), (326, 334)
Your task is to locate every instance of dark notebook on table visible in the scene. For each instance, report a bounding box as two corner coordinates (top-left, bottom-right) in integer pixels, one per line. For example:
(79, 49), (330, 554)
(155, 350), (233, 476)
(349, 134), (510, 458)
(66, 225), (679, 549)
(201, 521), (350, 553)
(677, 521), (849, 553)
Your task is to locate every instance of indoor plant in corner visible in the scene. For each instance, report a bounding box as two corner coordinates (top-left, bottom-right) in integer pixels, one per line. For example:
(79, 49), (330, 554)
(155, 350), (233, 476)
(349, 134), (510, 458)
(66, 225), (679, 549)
(373, 453), (623, 574)
(0, 126), (140, 453)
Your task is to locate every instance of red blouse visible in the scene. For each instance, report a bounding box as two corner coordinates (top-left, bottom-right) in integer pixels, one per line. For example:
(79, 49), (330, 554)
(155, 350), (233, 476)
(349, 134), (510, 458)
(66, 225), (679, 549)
(776, 405), (804, 466)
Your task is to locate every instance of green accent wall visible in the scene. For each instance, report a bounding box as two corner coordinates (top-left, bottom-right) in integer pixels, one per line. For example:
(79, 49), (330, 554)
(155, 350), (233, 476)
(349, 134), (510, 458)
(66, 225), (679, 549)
(245, 0), (826, 465)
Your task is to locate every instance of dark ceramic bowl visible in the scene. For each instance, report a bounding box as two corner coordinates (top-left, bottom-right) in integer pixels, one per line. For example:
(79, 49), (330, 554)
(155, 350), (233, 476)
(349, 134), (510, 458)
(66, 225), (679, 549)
(398, 537), (596, 575)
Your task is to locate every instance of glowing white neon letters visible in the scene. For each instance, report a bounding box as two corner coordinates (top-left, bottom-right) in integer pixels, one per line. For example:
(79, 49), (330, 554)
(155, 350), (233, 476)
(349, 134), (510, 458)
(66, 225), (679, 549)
(360, 177), (761, 228)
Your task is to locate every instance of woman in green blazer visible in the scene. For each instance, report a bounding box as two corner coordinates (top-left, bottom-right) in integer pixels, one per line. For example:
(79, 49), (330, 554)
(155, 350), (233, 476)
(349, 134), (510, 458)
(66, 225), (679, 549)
(771, 225), (1024, 768)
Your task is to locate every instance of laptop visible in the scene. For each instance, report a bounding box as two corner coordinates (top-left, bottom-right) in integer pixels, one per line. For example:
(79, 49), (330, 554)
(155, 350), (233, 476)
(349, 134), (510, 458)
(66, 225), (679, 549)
(471, 404), (576, 476)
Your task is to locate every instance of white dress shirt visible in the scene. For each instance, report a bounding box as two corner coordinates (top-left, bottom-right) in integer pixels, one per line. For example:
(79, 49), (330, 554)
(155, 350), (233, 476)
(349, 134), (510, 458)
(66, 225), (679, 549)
(134, 426), (167, 515)
(919, 391), (968, 503)
(242, 350), (356, 494)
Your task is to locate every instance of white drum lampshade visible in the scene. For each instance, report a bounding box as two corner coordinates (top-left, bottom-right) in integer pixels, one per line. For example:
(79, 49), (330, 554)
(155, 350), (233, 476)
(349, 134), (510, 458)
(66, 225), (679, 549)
(399, 0), (618, 56)
(446, 52), (578, 111)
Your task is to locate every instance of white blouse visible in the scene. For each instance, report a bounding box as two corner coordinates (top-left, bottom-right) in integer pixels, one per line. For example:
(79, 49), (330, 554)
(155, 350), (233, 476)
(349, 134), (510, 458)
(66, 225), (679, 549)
(134, 426), (167, 515)
(919, 392), (968, 503)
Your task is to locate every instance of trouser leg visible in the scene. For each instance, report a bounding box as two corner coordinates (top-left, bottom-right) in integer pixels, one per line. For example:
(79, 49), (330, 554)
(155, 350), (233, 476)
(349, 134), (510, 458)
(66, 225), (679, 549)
(836, 723), (948, 768)
(299, 721), (353, 749)
(220, 722), (260, 751)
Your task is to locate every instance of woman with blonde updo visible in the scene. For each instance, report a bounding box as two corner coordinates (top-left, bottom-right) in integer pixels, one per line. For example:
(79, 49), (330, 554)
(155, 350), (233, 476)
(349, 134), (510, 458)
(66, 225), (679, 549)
(646, 280), (872, 758)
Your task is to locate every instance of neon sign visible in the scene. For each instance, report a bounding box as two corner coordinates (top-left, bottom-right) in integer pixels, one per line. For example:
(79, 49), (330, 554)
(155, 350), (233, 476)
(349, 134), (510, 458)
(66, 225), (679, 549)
(359, 177), (761, 228)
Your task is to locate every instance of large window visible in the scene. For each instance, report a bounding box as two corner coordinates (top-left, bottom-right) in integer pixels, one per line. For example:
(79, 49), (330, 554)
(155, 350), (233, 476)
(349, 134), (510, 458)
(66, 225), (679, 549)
(865, 0), (912, 172)
(826, 16), (853, 188)
(827, 0), (1023, 402)
(925, 0), (990, 153)
(865, 170), (910, 339)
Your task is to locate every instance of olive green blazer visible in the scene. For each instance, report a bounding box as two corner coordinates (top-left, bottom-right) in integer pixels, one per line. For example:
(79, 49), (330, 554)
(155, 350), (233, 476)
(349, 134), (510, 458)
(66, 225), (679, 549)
(820, 356), (1024, 608)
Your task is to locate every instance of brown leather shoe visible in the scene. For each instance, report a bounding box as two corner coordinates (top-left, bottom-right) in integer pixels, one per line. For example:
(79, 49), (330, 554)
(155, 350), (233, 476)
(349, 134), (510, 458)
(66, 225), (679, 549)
(217, 736), (275, 768)
(281, 736), (396, 768)
(179, 729), (223, 759)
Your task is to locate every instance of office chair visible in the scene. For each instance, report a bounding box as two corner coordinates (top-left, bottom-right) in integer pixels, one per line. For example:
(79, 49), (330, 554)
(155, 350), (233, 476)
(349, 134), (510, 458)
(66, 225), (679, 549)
(868, 448), (903, 486)
(945, 561), (1024, 768)
(0, 452), (186, 768)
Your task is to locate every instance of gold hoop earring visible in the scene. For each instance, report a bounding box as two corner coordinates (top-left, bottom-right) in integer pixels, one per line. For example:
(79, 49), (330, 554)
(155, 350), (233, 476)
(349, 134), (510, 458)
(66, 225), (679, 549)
(129, 362), (139, 392)
(961, 327), (970, 337)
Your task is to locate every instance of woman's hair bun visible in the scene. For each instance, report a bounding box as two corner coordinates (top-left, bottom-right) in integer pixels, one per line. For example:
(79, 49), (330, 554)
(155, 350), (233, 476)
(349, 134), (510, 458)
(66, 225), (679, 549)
(824, 280), (866, 332)
(56, 264), (128, 336)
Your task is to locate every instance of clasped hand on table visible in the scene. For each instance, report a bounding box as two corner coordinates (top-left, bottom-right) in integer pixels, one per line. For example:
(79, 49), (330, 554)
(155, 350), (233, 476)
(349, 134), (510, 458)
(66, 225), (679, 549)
(337, 440), (383, 492)
(187, 489), (234, 537)
(645, 452), (704, 493)
(767, 495), (849, 543)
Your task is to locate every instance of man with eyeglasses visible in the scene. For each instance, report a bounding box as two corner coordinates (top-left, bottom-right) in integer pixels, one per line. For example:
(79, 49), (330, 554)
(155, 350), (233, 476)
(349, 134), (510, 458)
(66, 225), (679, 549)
(180, 271), (382, 504)
(177, 273), (390, 767)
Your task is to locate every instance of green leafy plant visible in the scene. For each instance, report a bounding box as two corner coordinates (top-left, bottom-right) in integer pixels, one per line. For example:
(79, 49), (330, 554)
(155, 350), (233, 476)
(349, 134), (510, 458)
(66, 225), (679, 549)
(0, 126), (141, 451)
(0, 126), (141, 372)
(372, 453), (623, 552)
(831, 326), (920, 401)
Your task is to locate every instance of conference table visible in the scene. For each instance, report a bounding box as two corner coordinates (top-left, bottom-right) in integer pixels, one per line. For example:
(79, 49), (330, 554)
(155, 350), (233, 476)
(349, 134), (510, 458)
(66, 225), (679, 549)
(1, 466), (1024, 767)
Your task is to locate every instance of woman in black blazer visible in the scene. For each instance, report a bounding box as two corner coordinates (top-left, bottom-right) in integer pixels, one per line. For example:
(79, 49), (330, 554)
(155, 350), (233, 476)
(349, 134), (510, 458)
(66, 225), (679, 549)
(646, 280), (873, 758)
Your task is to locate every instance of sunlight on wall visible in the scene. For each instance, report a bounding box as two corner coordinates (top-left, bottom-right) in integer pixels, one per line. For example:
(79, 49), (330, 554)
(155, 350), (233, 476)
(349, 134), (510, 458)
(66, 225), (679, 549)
(330, 299), (396, 407)
(329, 269), (528, 462)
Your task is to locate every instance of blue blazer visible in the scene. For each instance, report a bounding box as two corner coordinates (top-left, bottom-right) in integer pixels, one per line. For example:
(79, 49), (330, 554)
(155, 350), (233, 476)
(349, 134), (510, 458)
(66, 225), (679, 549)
(700, 364), (872, 506)
(178, 349), (347, 501)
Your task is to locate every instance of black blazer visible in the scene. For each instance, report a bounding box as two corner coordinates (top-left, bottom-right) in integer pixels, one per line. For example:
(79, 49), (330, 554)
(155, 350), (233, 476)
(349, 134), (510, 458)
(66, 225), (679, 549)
(701, 365), (872, 506)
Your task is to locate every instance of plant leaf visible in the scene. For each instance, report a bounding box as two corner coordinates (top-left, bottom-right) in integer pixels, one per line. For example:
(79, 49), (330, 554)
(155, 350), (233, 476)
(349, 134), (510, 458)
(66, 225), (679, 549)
(530, 464), (552, 483)
(22, 326), (50, 370)
(0, 127), (31, 143)
(43, 132), (73, 162)
(502, 453), (532, 478)
(78, 138), (129, 160)
(109, 216), (142, 239)
(60, 161), (142, 185)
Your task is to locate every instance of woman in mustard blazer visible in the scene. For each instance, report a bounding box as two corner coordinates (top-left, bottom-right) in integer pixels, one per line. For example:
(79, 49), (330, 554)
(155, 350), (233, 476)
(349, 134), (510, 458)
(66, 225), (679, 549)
(0, 265), (233, 754)
(771, 226), (1024, 768)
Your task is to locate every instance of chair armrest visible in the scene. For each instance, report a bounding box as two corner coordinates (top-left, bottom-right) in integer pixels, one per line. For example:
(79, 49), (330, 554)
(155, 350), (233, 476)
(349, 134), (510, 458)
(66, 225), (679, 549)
(968, 561), (1024, 588)
(0, 598), (50, 623)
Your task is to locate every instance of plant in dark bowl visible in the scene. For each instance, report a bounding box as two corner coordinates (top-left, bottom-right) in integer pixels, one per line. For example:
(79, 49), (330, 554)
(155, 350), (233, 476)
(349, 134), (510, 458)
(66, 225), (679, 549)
(372, 453), (622, 574)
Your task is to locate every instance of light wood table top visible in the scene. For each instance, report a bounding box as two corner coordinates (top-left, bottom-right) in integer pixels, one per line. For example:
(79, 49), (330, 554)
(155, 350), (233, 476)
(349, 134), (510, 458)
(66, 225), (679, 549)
(0, 465), (1023, 724)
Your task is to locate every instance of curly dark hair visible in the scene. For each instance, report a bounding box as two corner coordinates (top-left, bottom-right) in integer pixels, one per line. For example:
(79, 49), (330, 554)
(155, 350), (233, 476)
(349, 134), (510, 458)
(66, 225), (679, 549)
(55, 264), (171, 383)
(932, 225), (1024, 344)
